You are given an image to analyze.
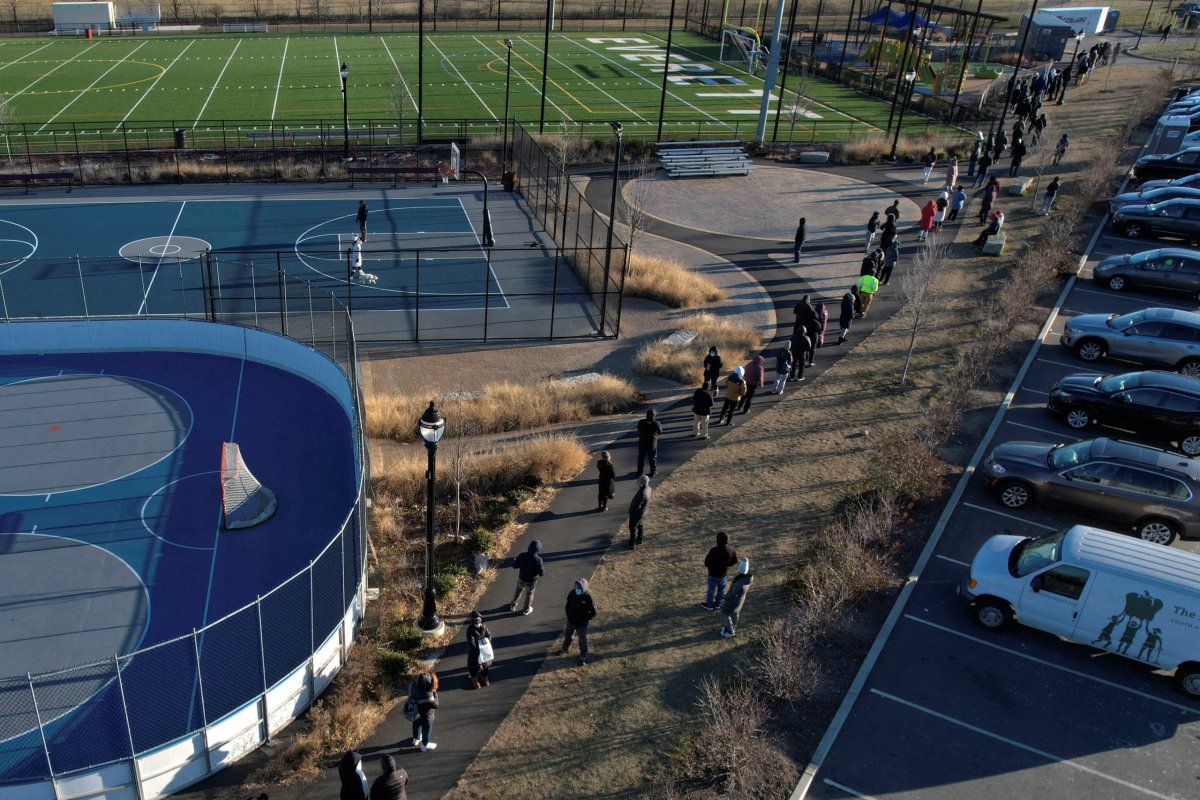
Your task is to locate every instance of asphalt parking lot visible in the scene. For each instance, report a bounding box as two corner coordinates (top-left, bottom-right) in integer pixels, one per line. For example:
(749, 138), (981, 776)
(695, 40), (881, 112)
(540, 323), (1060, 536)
(803, 223), (1200, 799)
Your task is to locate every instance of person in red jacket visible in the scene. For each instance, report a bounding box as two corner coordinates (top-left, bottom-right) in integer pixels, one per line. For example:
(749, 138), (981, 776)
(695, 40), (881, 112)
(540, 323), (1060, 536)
(918, 199), (936, 242)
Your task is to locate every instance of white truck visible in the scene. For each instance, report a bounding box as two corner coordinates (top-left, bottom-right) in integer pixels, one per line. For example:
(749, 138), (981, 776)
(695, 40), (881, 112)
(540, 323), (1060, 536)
(960, 524), (1200, 697)
(1041, 6), (1119, 34)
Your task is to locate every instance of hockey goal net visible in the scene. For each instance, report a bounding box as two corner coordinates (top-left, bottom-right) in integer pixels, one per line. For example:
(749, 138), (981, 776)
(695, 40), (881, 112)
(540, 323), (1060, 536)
(220, 442), (278, 530)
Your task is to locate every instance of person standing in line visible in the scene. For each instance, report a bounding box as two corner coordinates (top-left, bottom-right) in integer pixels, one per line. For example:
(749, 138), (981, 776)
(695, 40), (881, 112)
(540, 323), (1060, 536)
(993, 128), (1008, 161)
(978, 177), (1000, 224)
(701, 531), (738, 611)
(340, 751), (369, 800)
(739, 354), (766, 414)
(880, 213), (897, 251)
(949, 185), (967, 222)
(838, 291), (855, 345)
(691, 381), (714, 439)
(1008, 139), (1027, 177)
(509, 539), (544, 615)
(943, 157), (959, 192)
(560, 578), (597, 665)
(407, 671), (439, 751)
(702, 346), (723, 394)
(628, 475), (651, 549)
(884, 198), (901, 222)
(1039, 176), (1061, 215)
(921, 147), (937, 183)
(1053, 133), (1069, 166)
(933, 191), (948, 232)
(596, 451), (615, 511)
(772, 344), (793, 395)
(967, 134), (982, 178)
(356, 200), (369, 241)
(635, 408), (662, 477)
(880, 238), (900, 286)
(856, 272), (879, 318)
(792, 217), (806, 262)
(813, 300), (829, 351)
(789, 329), (811, 382)
(717, 366), (745, 425)
(466, 611), (493, 689)
(718, 557), (754, 638)
(918, 199), (936, 242)
(368, 755), (407, 800)
(794, 294), (817, 341)
(973, 151), (993, 188)
(865, 211), (880, 252)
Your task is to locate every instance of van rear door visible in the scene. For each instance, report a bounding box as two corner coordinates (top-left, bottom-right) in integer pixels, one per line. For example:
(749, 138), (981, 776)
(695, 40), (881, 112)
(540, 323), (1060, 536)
(1018, 564), (1095, 637)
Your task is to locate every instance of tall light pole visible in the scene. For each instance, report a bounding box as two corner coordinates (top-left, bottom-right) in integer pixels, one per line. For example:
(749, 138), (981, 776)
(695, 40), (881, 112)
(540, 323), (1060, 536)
(502, 38), (513, 171)
(418, 0), (425, 144)
(1070, 29), (1085, 64)
(888, 68), (916, 160)
(340, 62), (350, 159)
(461, 170), (496, 246)
(656, 0), (678, 142)
(539, 0), (554, 132)
(598, 121), (622, 337)
(417, 401), (446, 636)
(1137, 0), (1159, 50)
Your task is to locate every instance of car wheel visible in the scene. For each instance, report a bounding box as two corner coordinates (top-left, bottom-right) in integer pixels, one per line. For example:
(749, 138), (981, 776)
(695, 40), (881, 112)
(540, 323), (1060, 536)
(1137, 518), (1179, 546)
(1121, 221), (1144, 238)
(1181, 359), (1200, 379)
(1175, 663), (1200, 698)
(996, 479), (1034, 509)
(1183, 435), (1200, 457)
(1107, 275), (1127, 291)
(1075, 340), (1107, 362)
(1065, 406), (1093, 429)
(972, 599), (1012, 631)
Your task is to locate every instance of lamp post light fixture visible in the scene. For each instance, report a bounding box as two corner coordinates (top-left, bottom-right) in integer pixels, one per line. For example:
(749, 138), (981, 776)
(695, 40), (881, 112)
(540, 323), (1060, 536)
(502, 39), (514, 171)
(416, 401), (446, 636)
(339, 62), (350, 159)
(1070, 30), (1085, 64)
(598, 121), (623, 336)
(888, 69), (917, 161)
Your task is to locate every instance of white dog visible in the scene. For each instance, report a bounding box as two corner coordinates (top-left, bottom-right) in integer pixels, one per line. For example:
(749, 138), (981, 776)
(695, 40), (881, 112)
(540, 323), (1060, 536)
(351, 267), (379, 285)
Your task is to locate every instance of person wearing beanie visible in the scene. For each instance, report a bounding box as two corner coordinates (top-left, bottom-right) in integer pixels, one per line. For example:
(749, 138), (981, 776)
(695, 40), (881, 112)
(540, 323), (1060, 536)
(561, 577), (597, 665)
(628, 474), (652, 549)
(596, 450), (616, 511)
(466, 610), (494, 689)
(510, 539), (544, 615)
(635, 408), (663, 477)
(719, 557), (754, 638)
(702, 345), (723, 394)
(691, 381), (715, 439)
(368, 754), (408, 800)
(339, 750), (369, 800)
(702, 531), (739, 610)
(717, 366), (746, 426)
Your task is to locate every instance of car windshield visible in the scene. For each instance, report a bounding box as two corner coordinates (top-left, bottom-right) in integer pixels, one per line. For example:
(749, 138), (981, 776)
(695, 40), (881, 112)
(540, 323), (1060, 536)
(1011, 530), (1067, 578)
(1097, 374), (1141, 392)
(1048, 440), (1093, 470)
(1108, 310), (1147, 331)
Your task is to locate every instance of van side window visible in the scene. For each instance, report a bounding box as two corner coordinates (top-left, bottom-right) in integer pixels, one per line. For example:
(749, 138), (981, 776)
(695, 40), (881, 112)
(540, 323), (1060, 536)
(1037, 566), (1090, 600)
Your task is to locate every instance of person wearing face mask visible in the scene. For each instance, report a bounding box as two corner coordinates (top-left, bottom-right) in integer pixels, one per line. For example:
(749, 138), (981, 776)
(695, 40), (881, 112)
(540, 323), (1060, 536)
(560, 578), (597, 665)
(466, 610), (493, 689)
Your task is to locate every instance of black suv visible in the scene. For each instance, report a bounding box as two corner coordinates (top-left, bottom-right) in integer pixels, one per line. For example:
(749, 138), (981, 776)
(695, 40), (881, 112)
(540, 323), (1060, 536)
(1133, 147), (1200, 183)
(1048, 370), (1200, 455)
(1111, 198), (1200, 241)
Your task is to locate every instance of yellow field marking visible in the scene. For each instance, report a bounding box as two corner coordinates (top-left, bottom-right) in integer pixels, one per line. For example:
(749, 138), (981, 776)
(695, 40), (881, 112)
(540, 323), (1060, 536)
(20, 60), (165, 95)
(506, 44), (593, 113)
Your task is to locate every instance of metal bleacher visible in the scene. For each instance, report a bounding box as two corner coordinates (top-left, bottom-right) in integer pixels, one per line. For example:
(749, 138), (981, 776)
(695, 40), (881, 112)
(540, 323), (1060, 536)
(655, 140), (753, 178)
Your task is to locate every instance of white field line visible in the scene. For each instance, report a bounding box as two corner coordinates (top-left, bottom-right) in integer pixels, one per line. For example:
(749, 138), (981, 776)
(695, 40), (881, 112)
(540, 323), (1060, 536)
(271, 37), (290, 122)
(37, 41), (147, 134)
(507, 36), (591, 123)
(8, 41), (100, 103)
(137, 201), (186, 315)
(192, 39), (242, 126)
(379, 36), (418, 111)
(427, 37), (498, 121)
(115, 39), (195, 130)
(0, 41), (55, 75)
(333, 35), (341, 70)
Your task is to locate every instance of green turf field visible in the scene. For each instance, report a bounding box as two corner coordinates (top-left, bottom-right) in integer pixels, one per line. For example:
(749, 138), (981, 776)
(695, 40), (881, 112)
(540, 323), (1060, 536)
(0, 30), (954, 143)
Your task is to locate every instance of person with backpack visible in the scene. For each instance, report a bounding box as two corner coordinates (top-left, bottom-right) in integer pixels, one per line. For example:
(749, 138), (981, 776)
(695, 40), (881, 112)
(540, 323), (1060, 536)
(717, 366), (746, 425)
(692, 381), (714, 439)
(407, 671), (439, 751)
(701, 531), (738, 611)
(509, 539), (544, 615)
(772, 344), (793, 395)
(880, 213), (898, 251)
(719, 558), (754, 638)
(596, 450), (615, 511)
(560, 578), (597, 665)
(1009, 139), (1027, 177)
(466, 611), (493, 689)
(702, 346), (723, 394)
(865, 210), (880, 252)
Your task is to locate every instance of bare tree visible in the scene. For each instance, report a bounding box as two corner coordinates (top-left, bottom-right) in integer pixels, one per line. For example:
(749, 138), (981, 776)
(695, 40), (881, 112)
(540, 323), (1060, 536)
(308, 0), (322, 22)
(170, 0), (186, 21)
(293, 0), (303, 20)
(389, 69), (411, 141)
(0, 97), (11, 162)
(897, 240), (946, 385)
(442, 417), (478, 542)
(617, 151), (659, 252)
(4, 0), (18, 30)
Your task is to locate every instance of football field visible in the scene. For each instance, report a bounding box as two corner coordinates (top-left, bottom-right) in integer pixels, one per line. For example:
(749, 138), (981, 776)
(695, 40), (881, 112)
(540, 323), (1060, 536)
(0, 31), (951, 141)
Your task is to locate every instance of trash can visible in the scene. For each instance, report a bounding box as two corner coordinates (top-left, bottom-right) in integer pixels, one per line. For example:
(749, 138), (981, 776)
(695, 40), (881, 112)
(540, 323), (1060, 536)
(502, 169), (518, 192)
(174, 128), (187, 149)
(84, 28), (92, 39)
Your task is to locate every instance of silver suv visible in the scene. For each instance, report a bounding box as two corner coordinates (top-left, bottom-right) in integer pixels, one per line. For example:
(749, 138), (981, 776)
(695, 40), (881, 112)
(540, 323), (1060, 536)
(1061, 307), (1200, 377)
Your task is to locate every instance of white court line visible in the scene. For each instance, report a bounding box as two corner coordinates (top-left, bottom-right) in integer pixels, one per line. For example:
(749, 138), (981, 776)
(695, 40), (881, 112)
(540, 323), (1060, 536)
(379, 36), (418, 111)
(454, 195), (510, 309)
(1072, 285), (1197, 310)
(1003, 420), (1079, 440)
(270, 38), (290, 121)
(115, 40), (195, 129)
(193, 39), (242, 126)
(428, 37), (497, 120)
(873, 689), (1180, 798)
(959, 502), (1057, 531)
(137, 202), (187, 315)
(822, 780), (878, 800)
(934, 554), (970, 567)
(904, 615), (1200, 715)
(198, 359), (245, 638)
(37, 41), (148, 134)
(7, 41), (100, 103)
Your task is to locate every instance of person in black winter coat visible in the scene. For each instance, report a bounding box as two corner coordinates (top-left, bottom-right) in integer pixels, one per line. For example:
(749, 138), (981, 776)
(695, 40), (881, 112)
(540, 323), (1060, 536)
(838, 292), (855, 345)
(368, 754), (407, 800)
(702, 531), (738, 610)
(789, 330), (811, 382)
(466, 610), (493, 689)
(636, 408), (662, 477)
(596, 451), (616, 511)
(509, 539), (544, 615)
(407, 672), (439, 750)
(702, 346), (723, 394)
(692, 383), (714, 439)
(561, 578), (597, 664)
(628, 474), (651, 548)
(339, 750), (369, 800)
(1009, 140), (1027, 177)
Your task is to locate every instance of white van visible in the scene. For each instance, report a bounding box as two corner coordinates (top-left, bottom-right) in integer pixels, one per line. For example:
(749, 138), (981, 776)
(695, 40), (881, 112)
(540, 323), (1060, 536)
(960, 524), (1200, 697)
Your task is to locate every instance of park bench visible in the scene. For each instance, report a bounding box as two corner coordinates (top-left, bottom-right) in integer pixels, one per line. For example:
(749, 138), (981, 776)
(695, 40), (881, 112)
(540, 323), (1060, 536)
(655, 140), (753, 178)
(0, 171), (73, 193)
(347, 166), (444, 188)
(245, 128), (400, 144)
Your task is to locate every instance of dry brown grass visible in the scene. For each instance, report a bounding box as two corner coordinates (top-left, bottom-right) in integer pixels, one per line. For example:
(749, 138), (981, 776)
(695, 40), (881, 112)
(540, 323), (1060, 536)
(841, 132), (973, 165)
(634, 312), (761, 384)
(364, 374), (638, 442)
(623, 251), (726, 308)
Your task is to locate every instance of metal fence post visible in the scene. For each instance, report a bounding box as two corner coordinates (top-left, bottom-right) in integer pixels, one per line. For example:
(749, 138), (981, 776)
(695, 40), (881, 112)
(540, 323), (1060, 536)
(27, 673), (57, 795)
(277, 253), (286, 335)
(548, 248), (560, 339)
(482, 249), (491, 341)
(307, 561), (317, 703)
(415, 250), (421, 342)
(122, 125), (132, 184)
(192, 629), (213, 775)
(76, 255), (88, 318)
(256, 596), (271, 742)
(113, 655), (146, 800)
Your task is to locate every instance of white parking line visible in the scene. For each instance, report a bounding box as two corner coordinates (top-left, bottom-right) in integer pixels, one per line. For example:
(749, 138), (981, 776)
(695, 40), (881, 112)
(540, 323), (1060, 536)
(1003, 420), (1078, 440)
(904, 614), (1200, 715)
(959, 502), (1057, 531)
(822, 780), (878, 800)
(1034, 356), (1090, 371)
(871, 689), (1179, 798)
(1072, 285), (1198, 310)
(935, 554), (969, 567)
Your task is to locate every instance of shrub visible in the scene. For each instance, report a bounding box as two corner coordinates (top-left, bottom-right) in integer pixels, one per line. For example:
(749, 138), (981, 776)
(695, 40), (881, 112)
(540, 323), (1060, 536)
(387, 623), (424, 651)
(466, 526), (497, 555)
(635, 312), (761, 384)
(622, 252), (725, 308)
(376, 648), (415, 689)
(865, 431), (946, 503)
(687, 676), (779, 793)
(433, 563), (466, 598)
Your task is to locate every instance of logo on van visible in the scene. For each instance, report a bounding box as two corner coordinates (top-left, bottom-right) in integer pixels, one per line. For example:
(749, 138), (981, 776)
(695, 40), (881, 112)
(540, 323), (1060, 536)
(1090, 590), (1165, 663)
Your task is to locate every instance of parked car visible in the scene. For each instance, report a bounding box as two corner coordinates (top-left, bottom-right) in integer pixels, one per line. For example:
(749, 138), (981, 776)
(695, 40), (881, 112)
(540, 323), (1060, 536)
(1138, 172), (1200, 193)
(1092, 247), (1200, 299)
(1060, 307), (1200, 377)
(1048, 370), (1200, 454)
(1111, 198), (1200, 241)
(1108, 186), (1200, 215)
(982, 437), (1200, 544)
(1132, 147), (1200, 183)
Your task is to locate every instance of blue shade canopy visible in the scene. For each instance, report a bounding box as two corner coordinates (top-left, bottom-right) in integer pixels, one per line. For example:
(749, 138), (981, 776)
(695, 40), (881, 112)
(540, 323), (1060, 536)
(860, 7), (929, 28)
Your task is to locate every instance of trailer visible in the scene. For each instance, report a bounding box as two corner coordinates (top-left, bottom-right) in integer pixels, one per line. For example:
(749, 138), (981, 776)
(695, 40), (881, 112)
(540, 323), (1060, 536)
(1041, 6), (1120, 35)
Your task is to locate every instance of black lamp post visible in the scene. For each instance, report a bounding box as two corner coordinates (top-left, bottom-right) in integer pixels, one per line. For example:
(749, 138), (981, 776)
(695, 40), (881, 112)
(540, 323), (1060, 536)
(461, 169), (496, 246)
(888, 69), (916, 160)
(417, 401), (446, 636)
(1137, 0), (1159, 50)
(345, 244), (353, 314)
(502, 38), (513, 171)
(340, 62), (350, 159)
(598, 121), (622, 337)
(1070, 30), (1085, 63)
